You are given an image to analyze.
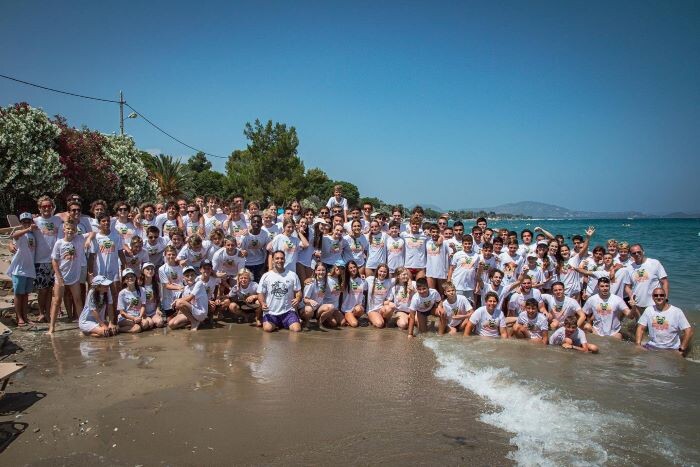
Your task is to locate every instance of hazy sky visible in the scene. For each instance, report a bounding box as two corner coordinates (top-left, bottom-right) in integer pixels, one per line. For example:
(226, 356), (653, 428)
(2, 1), (699, 213)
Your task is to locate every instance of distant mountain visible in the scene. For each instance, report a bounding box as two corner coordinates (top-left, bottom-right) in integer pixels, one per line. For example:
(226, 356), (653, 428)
(457, 201), (648, 219)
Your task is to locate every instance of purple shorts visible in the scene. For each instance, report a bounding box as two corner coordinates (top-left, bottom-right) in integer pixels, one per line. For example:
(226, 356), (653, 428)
(263, 309), (300, 329)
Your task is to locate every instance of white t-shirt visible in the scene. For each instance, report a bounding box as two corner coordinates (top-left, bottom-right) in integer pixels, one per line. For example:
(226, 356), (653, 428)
(51, 236), (86, 285)
(90, 231), (123, 279)
(183, 280), (209, 320)
(33, 215), (62, 263)
(158, 262), (183, 310)
(198, 275), (221, 300)
(469, 306), (506, 337)
(176, 245), (206, 268)
(499, 252), (524, 286)
(450, 250), (480, 291)
(478, 254), (500, 287)
(257, 270), (301, 316)
(304, 279), (327, 306)
(114, 220), (140, 247)
(341, 276), (366, 312)
(79, 289), (113, 331)
(270, 234), (300, 273)
(559, 255), (583, 296)
(443, 295), (473, 327)
(212, 248), (246, 277)
(391, 281), (415, 312)
(326, 196), (348, 211)
(118, 288), (145, 320)
(343, 219), (369, 235)
(240, 231), (270, 267)
(409, 288), (441, 313)
(549, 326), (587, 346)
(144, 237), (167, 268)
(542, 294), (580, 325)
(426, 239), (450, 279)
(142, 283), (158, 316)
(261, 224), (281, 242)
(638, 305), (690, 350)
(583, 293), (629, 336)
(202, 213), (227, 238)
(386, 236), (405, 273)
(366, 232), (388, 269)
(524, 264), (546, 286)
(508, 289), (543, 316)
(9, 232), (36, 278)
(155, 214), (179, 240)
(227, 216), (249, 244)
(627, 258), (667, 307)
(402, 232), (427, 268)
(320, 235), (346, 266)
(516, 311), (549, 339)
(123, 249), (149, 275)
(343, 234), (368, 267)
(365, 276), (392, 312)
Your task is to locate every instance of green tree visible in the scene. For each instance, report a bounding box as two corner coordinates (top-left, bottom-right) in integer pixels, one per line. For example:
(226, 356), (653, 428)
(186, 151), (211, 173)
(146, 154), (188, 200)
(225, 119), (305, 204)
(102, 134), (158, 204)
(192, 169), (226, 198)
(303, 167), (331, 200)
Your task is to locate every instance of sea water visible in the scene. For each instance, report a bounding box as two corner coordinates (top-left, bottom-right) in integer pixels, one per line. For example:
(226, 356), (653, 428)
(425, 218), (700, 466)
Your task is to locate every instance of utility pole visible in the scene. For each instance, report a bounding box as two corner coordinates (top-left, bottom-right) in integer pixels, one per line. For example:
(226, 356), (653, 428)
(119, 90), (124, 135)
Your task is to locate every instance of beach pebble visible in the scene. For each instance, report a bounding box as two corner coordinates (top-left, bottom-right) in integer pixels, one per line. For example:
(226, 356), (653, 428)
(33, 428), (40, 433)
(112, 444), (117, 448)
(114, 427), (118, 432)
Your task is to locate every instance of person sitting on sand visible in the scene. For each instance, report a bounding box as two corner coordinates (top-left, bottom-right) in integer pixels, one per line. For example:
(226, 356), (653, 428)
(464, 291), (508, 339)
(407, 277), (441, 338)
(636, 287), (693, 357)
(549, 315), (599, 353)
(169, 266), (209, 331)
(116, 269), (147, 334)
(78, 275), (116, 337)
(437, 281), (473, 335)
(512, 298), (549, 344)
(391, 267), (415, 330)
(226, 268), (260, 324)
(257, 250), (303, 333)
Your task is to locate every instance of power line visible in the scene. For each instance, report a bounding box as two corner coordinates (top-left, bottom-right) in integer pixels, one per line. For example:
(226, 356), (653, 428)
(0, 73), (120, 103)
(0, 73), (225, 159)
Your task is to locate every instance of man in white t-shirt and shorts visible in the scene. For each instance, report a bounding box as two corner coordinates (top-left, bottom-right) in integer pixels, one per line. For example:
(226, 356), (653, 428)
(257, 250), (302, 333)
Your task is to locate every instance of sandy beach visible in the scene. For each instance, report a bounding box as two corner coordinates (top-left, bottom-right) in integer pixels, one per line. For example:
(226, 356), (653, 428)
(0, 321), (513, 465)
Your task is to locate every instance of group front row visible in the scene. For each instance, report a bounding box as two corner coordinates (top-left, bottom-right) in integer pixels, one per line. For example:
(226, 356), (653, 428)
(76, 246), (693, 357)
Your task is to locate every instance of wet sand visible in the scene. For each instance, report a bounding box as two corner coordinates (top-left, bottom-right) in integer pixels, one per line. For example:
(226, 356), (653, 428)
(0, 322), (513, 465)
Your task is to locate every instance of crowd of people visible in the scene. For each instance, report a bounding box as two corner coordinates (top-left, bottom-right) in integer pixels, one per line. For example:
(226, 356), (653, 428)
(6, 185), (694, 356)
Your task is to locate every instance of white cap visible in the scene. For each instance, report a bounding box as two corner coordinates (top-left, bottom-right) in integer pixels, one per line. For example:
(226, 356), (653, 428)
(121, 268), (136, 278)
(183, 266), (196, 275)
(141, 262), (155, 270)
(19, 212), (33, 221)
(92, 275), (113, 286)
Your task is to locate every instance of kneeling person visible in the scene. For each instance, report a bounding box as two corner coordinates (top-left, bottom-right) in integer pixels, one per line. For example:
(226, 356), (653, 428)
(257, 250), (302, 332)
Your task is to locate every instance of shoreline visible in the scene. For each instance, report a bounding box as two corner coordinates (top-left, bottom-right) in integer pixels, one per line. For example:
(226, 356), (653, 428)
(0, 323), (514, 465)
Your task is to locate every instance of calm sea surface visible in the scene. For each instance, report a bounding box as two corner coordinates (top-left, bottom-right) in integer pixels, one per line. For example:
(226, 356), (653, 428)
(426, 218), (700, 466)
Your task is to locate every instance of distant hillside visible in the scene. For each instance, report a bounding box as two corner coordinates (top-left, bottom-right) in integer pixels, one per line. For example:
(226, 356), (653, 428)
(458, 201), (648, 219)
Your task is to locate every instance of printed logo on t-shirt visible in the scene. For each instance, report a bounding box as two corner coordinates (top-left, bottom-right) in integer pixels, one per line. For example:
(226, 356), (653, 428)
(597, 302), (611, 316)
(42, 222), (56, 235)
(406, 236), (423, 249)
(99, 239), (115, 253)
(389, 241), (402, 253)
(270, 280), (289, 298)
(459, 256), (475, 269)
(633, 268), (649, 283)
(487, 318), (498, 329)
(63, 243), (76, 260)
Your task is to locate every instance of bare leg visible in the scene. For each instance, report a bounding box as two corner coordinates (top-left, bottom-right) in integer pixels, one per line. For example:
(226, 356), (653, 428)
(47, 284), (65, 334)
(367, 310), (385, 328)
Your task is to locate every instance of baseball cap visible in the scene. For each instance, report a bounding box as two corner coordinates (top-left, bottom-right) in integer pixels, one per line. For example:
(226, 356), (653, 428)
(141, 262), (155, 270)
(92, 275), (113, 286)
(121, 268), (136, 278)
(200, 259), (213, 268)
(183, 266), (196, 274)
(19, 212), (33, 221)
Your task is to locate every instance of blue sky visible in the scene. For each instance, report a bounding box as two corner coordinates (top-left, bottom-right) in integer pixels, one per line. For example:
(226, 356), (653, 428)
(1, 1), (699, 213)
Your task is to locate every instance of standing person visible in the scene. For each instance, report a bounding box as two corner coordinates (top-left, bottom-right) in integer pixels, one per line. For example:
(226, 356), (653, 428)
(257, 251), (302, 333)
(343, 220), (368, 275)
(88, 214), (126, 331)
(320, 224), (348, 270)
(386, 221), (405, 277)
(123, 236), (149, 279)
(365, 220), (388, 277)
(361, 202), (373, 234)
(159, 246), (184, 324)
(202, 196), (227, 238)
(155, 201), (183, 240)
(365, 264), (395, 328)
(268, 219), (304, 273)
(557, 227), (594, 299)
(627, 244), (669, 316)
(447, 235), (479, 304)
(326, 185), (349, 222)
(89, 200), (109, 233)
(224, 201), (249, 245)
(212, 236), (246, 290)
(517, 229), (536, 257)
(33, 196), (62, 323)
(8, 213), (37, 327)
(402, 214), (428, 280)
(294, 217), (313, 284)
(48, 221), (85, 334)
(261, 208), (281, 242)
(636, 288), (693, 357)
(240, 214), (270, 282)
(425, 223), (449, 296)
(113, 201), (140, 247)
(499, 240), (524, 289)
(143, 226), (167, 268)
(542, 282), (586, 330)
(182, 203), (204, 239)
(576, 253), (632, 299)
(582, 277), (636, 339)
(177, 234), (206, 268)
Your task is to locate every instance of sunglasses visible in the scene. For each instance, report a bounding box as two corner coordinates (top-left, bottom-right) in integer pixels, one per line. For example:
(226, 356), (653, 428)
(40, 204), (53, 209)
(652, 294), (666, 298)
(631, 251), (643, 255)
(187, 210), (196, 214)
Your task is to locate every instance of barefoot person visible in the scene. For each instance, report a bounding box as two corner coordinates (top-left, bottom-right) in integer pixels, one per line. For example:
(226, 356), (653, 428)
(116, 269), (146, 334)
(464, 292), (508, 339)
(636, 287), (693, 357)
(549, 315), (599, 353)
(78, 276), (115, 338)
(169, 266), (209, 331)
(257, 250), (303, 333)
(47, 221), (85, 334)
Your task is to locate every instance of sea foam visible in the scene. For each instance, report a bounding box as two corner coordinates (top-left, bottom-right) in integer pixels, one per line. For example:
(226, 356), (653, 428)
(423, 338), (633, 466)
